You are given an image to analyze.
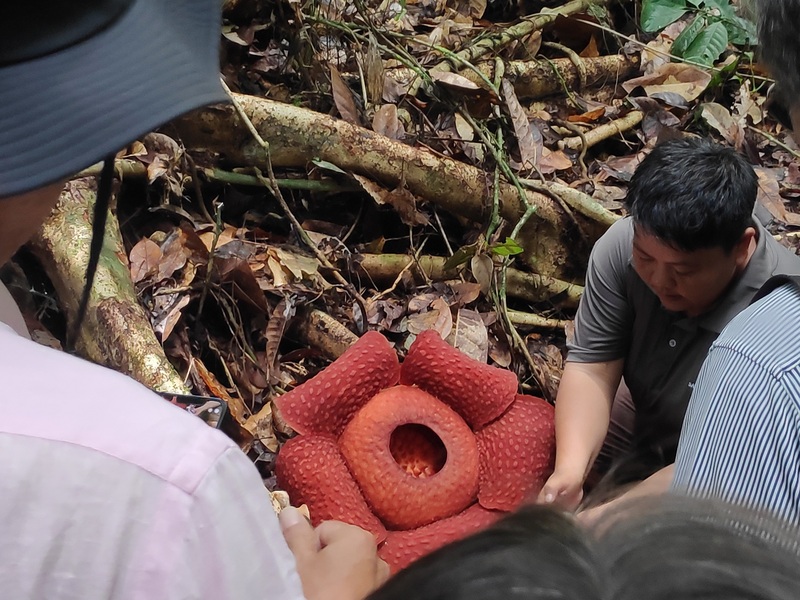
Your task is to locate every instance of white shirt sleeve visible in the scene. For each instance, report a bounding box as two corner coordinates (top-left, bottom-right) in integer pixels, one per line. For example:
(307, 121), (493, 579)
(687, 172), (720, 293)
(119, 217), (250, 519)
(180, 446), (307, 600)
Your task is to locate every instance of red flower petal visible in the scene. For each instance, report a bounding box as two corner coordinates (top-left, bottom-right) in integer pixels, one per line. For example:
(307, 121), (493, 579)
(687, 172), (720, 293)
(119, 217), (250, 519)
(400, 330), (517, 430)
(378, 504), (502, 573)
(475, 394), (555, 511)
(339, 385), (480, 530)
(276, 434), (387, 542)
(274, 331), (400, 436)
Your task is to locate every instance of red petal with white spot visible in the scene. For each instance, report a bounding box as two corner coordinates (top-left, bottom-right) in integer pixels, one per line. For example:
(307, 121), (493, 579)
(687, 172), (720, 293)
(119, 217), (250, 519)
(400, 330), (517, 430)
(476, 394), (555, 511)
(378, 504), (502, 573)
(274, 331), (400, 436)
(276, 434), (387, 542)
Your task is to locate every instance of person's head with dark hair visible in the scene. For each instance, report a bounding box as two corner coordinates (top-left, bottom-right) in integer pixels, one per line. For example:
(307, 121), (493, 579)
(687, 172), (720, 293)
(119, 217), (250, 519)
(624, 137), (758, 316)
(757, 0), (800, 141)
(599, 497), (800, 600)
(369, 497), (800, 600)
(368, 506), (603, 600)
(625, 137), (757, 253)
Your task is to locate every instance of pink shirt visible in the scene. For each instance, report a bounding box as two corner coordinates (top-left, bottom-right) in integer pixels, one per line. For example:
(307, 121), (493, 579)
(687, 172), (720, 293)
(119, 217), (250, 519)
(0, 288), (305, 599)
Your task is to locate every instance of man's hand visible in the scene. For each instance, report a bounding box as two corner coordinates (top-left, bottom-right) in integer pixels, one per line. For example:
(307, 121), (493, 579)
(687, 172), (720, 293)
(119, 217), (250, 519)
(537, 468), (584, 510)
(280, 507), (390, 600)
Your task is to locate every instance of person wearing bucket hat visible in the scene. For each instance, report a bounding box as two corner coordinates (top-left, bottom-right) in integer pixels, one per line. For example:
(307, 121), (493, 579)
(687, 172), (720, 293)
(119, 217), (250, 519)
(0, 2), (387, 599)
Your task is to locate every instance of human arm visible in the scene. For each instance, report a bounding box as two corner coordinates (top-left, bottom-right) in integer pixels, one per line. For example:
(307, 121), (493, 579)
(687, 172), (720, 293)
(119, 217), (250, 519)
(538, 358), (624, 509)
(576, 463), (674, 526)
(280, 508), (389, 600)
(181, 445), (386, 600)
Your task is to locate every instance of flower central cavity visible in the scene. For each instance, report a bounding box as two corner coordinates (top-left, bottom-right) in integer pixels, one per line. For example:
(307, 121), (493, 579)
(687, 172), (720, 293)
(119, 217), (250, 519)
(390, 424), (447, 478)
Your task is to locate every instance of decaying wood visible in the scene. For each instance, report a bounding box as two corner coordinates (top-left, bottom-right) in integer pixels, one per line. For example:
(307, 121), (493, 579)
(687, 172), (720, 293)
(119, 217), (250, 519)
(29, 179), (189, 394)
(353, 253), (583, 308)
(507, 309), (570, 330)
(559, 110), (644, 150)
(430, 0), (611, 76)
(174, 94), (604, 278)
(540, 182), (620, 228)
(458, 54), (639, 100)
(292, 307), (359, 360)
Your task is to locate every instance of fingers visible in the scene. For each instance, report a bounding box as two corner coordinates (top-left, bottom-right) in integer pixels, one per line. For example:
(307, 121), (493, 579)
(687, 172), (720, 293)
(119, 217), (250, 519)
(537, 479), (560, 504)
(279, 506), (320, 563)
(316, 519), (377, 549)
(537, 473), (584, 510)
(375, 556), (390, 586)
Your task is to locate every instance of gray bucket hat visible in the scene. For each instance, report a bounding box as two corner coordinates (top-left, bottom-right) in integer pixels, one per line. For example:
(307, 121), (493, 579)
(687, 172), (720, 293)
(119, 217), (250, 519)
(0, 0), (227, 198)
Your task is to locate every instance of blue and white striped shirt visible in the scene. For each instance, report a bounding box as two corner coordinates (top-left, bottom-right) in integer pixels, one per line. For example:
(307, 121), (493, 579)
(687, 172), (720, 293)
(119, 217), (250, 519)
(673, 283), (800, 524)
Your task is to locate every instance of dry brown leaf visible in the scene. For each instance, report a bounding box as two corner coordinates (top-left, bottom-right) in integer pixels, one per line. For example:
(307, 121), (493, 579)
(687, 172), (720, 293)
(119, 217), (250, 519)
(198, 225), (238, 252)
(755, 167), (800, 226)
(430, 70), (481, 91)
(580, 35), (600, 58)
(488, 330), (512, 368)
(454, 112), (474, 141)
(353, 174), (430, 226)
(271, 247), (320, 281)
(469, 0), (486, 19)
(408, 292), (438, 313)
(264, 297), (296, 381)
(641, 21), (687, 74)
(568, 106), (606, 124)
(447, 309), (488, 362)
(406, 297), (453, 339)
(153, 294), (190, 342)
(622, 63), (712, 103)
(244, 403), (279, 452)
(365, 32), (384, 105)
(129, 238), (162, 284)
(193, 357), (253, 426)
(372, 104), (405, 140)
(733, 80), (764, 126)
(538, 148), (573, 173)
(700, 103), (743, 148)
(267, 255), (289, 287)
(502, 78), (537, 170)
(448, 281), (482, 306)
(471, 254), (493, 295)
(330, 65), (361, 125)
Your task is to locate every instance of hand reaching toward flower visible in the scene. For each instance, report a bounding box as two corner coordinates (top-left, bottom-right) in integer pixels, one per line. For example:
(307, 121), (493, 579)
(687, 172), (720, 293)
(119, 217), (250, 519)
(280, 506), (389, 600)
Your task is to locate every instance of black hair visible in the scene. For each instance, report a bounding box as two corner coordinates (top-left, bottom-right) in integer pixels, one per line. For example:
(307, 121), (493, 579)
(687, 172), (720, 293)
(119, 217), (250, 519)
(758, 0), (800, 107)
(624, 137), (757, 253)
(599, 497), (800, 600)
(369, 506), (602, 600)
(369, 497), (800, 600)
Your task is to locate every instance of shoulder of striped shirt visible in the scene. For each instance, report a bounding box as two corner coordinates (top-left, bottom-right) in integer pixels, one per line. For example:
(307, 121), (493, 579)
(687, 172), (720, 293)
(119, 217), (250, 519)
(710, 283), (800, 378)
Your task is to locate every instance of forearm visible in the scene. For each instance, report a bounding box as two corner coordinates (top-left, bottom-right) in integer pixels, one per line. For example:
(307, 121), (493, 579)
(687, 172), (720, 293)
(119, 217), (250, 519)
(554, 360), (623, 480)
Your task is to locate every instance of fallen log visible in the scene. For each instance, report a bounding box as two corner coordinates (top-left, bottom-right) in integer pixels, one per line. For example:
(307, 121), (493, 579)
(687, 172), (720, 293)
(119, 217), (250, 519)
(29, 179), (189, 394)
(173, 94), (602, 279)
(458, 54), (639, 100)
(430, 0), (611, 76)
(352, 253), (583, 308)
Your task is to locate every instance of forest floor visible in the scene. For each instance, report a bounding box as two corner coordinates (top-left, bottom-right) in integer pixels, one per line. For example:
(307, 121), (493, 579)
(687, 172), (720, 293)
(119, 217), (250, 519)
(3, 0), (799, 484)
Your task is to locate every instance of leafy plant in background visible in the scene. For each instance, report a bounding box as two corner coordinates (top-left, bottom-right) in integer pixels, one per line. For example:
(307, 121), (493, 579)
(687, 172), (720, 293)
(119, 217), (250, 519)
(641, 0), (757, 66)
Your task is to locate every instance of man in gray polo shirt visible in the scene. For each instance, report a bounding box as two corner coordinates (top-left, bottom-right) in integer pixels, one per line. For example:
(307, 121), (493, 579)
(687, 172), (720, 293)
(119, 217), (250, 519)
(538, 137), (800, 509)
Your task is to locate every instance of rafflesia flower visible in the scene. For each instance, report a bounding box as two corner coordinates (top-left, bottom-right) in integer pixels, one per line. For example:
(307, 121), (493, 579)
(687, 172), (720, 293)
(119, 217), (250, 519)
(275, 329), (555, 572)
